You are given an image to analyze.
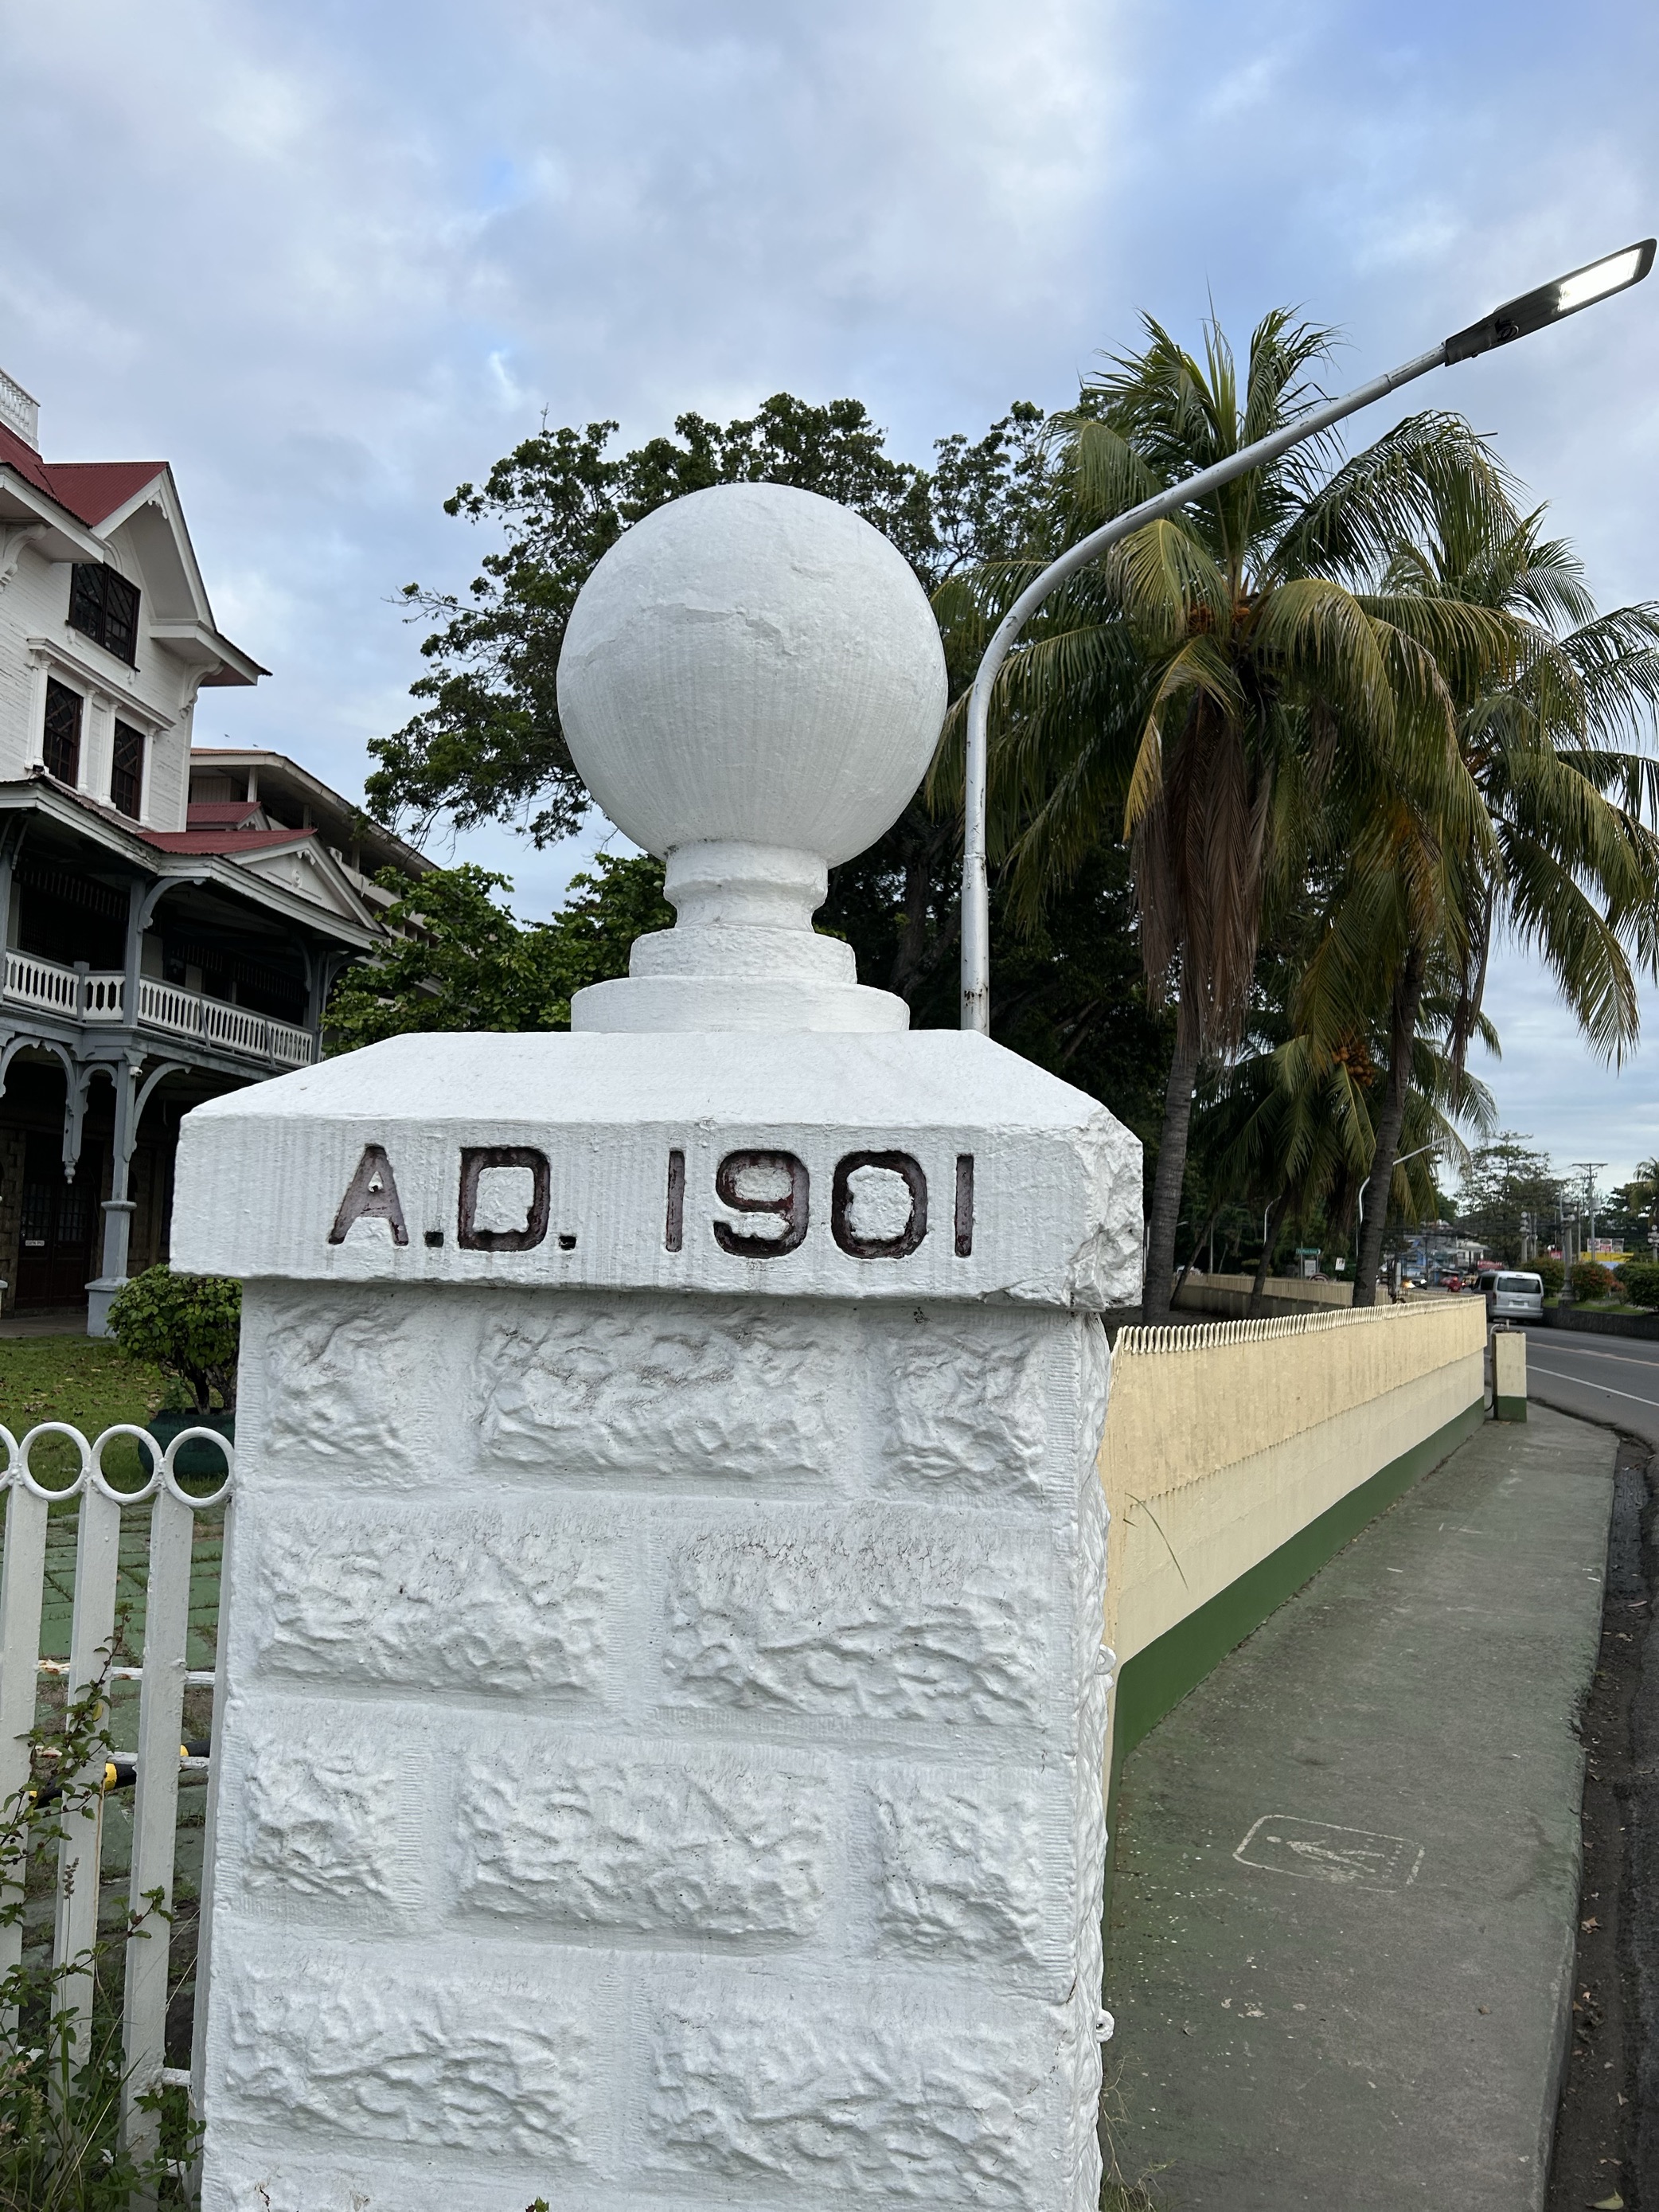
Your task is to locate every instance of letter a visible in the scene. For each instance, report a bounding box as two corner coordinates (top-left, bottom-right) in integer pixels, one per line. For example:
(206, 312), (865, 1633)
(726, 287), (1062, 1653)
(328, 1144), (409, 1247)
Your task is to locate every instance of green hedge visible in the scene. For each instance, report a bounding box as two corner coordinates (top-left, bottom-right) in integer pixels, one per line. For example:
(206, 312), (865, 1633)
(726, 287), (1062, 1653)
(1617, 1260), (1659, 1310)
(107, 1265), (240, 1413)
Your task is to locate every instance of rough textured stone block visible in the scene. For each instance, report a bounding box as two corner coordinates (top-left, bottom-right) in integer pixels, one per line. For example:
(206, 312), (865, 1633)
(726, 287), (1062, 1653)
(219, 1956), (595, 2159)
(250, 1503), (613, 1698)
(240, 1727), (408, 1905)
(476, 1296), (850, 1485)
(456, 1745), (833, 1937)
(258, 1290), (449, 1479)
(662, 1509), (1052, 1726)
(870, 1766), (1048, 1964)
(880, 1315), (1052, 1499)
(647, 1985), (1049, 2202)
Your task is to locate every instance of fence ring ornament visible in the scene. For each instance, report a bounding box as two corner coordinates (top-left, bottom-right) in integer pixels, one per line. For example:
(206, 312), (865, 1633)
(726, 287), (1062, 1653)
(159, 1428), (235, 1510)
(14, 1421), (94, 1500)
(89, 1425), (163, 1506)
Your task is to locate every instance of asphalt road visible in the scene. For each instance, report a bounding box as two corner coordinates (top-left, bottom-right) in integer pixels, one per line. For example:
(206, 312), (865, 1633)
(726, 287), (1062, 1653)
(1524, 1323), (1659, 1448)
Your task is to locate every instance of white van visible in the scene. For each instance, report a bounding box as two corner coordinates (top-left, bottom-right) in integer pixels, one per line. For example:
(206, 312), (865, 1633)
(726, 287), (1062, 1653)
(1487, 1270), (1544, 1321)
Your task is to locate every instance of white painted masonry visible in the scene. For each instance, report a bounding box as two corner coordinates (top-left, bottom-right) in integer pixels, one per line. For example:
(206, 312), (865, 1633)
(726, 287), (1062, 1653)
(174, 483), (1141, 2210)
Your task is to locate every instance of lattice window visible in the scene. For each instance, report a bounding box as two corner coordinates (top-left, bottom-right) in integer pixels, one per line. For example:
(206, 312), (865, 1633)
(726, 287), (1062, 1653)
(42, 677), (83, 784)
(111, 718), (145, 819)
(68, 562), (141, 665)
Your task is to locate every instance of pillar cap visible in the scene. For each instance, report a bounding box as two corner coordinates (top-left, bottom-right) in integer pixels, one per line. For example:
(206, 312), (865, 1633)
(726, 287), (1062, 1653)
(557, 483), (947, 1032)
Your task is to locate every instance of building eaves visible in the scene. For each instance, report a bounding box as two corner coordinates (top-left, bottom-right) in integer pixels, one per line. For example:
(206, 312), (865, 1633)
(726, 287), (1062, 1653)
(189, 747), (435, 877)
(0, 778), (382, 950)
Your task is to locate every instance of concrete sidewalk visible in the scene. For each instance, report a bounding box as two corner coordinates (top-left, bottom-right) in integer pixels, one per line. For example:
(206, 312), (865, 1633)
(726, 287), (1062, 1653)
(1103, 1404), (1614, 2210)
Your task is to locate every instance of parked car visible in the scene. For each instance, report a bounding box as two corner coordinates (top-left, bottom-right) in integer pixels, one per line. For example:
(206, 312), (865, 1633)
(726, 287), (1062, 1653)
(1486, 1270), (1544, 1321)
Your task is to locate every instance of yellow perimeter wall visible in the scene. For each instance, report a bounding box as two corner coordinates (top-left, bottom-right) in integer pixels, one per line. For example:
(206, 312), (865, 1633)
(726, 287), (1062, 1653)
(1098, 1298), (1487, 1780)
(1173, 1269), (1354, 1314)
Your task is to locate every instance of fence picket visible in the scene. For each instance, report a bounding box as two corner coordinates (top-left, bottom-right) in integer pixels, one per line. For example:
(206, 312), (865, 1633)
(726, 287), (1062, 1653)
(0, 1436), (48, 2030)
(0, 1421), (233, 2197)
(121, 1477), (195, 2161)
(53, 1471), (122, 2069)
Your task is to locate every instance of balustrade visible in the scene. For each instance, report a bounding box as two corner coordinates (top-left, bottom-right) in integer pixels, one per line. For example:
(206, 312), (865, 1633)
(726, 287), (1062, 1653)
(3, 952), (314, 1065)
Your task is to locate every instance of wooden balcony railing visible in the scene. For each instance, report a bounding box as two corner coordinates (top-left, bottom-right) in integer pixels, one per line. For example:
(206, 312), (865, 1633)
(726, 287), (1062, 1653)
(2, 951), (315, 1068)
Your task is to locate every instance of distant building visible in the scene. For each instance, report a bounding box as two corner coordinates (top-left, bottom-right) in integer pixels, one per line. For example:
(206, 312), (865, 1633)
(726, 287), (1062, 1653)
(0, 365), (426, 1330)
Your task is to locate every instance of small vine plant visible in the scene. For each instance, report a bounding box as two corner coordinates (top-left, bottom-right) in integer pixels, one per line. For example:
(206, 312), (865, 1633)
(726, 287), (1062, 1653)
(0, 1631), (197, 2209)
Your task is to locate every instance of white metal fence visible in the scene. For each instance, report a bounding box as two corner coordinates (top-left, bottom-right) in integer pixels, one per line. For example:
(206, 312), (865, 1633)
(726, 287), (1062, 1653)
(0, 1420), (233, 2184)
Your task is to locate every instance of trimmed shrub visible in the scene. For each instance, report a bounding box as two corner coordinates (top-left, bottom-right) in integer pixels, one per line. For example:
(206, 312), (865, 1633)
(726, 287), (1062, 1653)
(1617, 1260), (1659, 1311)
(1534, 1254), (1564, 1296)
(106, 1264), (240, 1413)
(1571, 1259), (1613, 1303)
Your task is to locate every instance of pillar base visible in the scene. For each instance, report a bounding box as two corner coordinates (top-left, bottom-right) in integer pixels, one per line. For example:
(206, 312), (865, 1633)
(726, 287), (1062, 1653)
(84, 1276), (127, 1339)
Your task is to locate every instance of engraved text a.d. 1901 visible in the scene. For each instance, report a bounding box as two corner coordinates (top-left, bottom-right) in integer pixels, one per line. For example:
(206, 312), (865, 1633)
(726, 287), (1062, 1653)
(327, 1143), (975, 1260)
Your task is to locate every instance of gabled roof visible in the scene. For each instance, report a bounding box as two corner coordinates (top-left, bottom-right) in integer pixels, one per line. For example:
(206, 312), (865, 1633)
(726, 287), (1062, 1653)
(0, 424), (164, 528)
(0, 420), (261, 687)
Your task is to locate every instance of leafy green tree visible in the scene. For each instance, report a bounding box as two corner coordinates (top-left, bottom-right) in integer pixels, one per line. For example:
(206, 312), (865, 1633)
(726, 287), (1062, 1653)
(326, 854), (673, 1046)
(1454, 1133), (1562, 1264)
(948, 309), (1509, 1320)
(1331, 501), (1659, 1301)
(365, 395), (1051, 850)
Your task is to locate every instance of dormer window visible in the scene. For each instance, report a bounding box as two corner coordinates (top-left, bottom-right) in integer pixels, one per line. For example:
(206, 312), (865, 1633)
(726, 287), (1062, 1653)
(68, 562), (141, 665)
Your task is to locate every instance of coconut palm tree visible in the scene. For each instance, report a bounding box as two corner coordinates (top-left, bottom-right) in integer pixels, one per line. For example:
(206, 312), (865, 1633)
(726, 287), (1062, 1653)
(939, 310), (1511, 1322)
(1323, 504), (1659, 1303)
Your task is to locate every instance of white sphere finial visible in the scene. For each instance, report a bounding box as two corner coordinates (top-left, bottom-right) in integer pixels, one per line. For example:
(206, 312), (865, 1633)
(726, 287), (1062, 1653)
(558, 482), (947, 1033)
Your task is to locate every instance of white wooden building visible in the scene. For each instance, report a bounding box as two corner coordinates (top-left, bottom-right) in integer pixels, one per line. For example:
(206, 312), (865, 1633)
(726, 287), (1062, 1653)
(0, 363), (426, 1327)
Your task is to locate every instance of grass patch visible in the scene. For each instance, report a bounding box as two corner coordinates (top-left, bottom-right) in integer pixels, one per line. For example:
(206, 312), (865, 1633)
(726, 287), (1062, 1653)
(0, 1335), (162, 1432)
(0, 1336), (164, 1489)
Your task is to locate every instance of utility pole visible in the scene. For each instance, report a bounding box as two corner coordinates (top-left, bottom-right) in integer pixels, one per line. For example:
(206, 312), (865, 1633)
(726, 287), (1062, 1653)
(1572, 1163), (1607, 1267)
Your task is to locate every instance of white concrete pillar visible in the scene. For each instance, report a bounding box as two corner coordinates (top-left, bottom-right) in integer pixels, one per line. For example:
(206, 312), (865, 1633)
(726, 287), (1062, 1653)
(173, 482), (1142, 2212)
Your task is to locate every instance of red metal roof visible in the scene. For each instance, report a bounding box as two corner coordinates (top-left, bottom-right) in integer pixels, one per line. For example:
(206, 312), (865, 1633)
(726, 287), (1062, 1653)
(185, 801), (266, 829)
(143, 828), (318, 855)
(0, 421), (164, 527)
(45, 460), (166, 526)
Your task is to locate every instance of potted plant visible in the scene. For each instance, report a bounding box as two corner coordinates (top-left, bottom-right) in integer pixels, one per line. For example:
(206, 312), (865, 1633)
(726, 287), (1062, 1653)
(107, 1264), (240, 1477)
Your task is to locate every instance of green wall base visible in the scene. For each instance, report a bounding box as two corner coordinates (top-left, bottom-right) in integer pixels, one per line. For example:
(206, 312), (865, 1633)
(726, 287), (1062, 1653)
(1496, 1394), (1527, 1423)
(1103, 1394), (1485, 1935)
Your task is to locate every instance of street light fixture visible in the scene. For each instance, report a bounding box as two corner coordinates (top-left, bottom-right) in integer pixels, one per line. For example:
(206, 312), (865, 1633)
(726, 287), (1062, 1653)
(1356, 1142), (1438, 1228)
(958, 239), (1657, 1032)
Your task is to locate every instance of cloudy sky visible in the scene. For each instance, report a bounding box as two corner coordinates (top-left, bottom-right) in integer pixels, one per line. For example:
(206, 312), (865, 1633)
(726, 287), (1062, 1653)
(4, 0), (1657, 1190)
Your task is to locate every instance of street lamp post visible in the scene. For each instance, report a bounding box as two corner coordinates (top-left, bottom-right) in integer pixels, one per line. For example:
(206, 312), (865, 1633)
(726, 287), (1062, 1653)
(959, 240), (1657, 1031)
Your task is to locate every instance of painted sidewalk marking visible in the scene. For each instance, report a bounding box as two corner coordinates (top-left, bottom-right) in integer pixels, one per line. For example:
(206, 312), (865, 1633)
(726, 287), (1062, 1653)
(1234, 1814), (1425, 1890)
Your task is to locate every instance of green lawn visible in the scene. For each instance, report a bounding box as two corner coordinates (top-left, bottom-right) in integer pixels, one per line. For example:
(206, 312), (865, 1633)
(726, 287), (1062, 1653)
(0, 1335), (164, 1442)
(0, 1332), (222, 1671)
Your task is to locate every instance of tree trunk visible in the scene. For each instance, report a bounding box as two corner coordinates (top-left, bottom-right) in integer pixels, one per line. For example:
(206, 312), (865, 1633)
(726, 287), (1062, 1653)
(1352, 944), (1428, 1308)
(1141, 979), (1203, 1326)
(1248, 1183), (1294, 1315)
(1173, 1203), (1221, 1305)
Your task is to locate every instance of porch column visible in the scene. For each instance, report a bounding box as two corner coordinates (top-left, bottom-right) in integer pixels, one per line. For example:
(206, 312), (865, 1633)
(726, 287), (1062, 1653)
(171, 483), (1143, 2211)
(86, 1054), (140, 1337)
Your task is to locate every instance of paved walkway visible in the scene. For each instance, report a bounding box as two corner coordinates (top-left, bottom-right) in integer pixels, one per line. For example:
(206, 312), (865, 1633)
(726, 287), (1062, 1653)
(0, 1306), (88, 1338)
(1104, 1405), (1614, 2210)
